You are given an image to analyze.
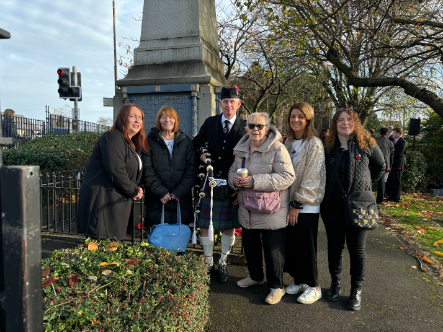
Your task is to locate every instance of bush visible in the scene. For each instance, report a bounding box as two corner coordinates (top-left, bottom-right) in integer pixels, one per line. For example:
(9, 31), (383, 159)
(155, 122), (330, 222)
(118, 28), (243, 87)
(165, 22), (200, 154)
(402, 150), (427, 192)
(42, 239), (209, 331)
(3, 132), (101, 174)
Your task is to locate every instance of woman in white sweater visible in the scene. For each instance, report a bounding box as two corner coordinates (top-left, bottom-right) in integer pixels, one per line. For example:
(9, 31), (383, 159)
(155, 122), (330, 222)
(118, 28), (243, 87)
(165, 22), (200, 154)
(283, 102), (326, 304)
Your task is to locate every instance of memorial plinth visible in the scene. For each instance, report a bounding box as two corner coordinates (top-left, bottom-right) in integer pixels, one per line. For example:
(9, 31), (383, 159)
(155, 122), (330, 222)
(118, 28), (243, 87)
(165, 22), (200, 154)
(115, 0), (226, 132)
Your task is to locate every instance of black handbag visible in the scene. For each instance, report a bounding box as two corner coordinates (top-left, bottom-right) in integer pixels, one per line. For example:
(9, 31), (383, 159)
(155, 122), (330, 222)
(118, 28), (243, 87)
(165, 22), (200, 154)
(331, 154), (379, 230)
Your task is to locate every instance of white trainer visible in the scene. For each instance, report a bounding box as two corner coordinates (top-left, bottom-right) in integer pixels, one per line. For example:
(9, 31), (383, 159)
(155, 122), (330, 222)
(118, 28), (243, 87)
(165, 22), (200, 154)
(285, 283), (308, 295)
(237, 275), (265, 288)
(297, 286), (322, 304)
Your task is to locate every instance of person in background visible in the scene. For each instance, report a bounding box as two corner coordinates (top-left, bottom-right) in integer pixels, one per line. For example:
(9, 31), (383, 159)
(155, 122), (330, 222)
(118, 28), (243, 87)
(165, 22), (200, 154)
(368, 129), (375, 137)
(283, 102), (326, 304)
(386, 128), (407, 202)
(228, 112), (295, 305)
(375, 128), (394, 204)
(142, 106), (196, 231)
(1, 108), (20, 148)
(321, 107), (385, 311)
(387, 126), (394, 141)
(193, 86), (247, 283)
(78, 104), (148, 240)
(320, 128), (329, 145)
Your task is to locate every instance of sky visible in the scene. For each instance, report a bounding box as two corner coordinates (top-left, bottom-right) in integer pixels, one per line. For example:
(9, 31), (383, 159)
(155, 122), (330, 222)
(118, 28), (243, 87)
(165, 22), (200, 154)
(0, 0), (154, 123)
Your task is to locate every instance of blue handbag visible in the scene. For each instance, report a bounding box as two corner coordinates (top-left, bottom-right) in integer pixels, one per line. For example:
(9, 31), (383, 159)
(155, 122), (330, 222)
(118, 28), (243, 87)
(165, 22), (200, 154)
(148, 202), (191, 253)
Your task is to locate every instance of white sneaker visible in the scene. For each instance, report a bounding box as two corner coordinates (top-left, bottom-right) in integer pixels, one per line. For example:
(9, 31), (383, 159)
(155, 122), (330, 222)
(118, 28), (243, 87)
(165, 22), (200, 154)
(285, 283), (308, 295)
(297, 286), (322, 304)
(237, 275), (265, 288)
(265, 288), (285, 305)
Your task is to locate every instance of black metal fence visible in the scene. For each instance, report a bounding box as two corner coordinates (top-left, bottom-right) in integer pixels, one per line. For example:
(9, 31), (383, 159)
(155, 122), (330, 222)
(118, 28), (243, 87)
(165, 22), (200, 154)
(40, 171), (244, 254)
(0, 112), (111, 150)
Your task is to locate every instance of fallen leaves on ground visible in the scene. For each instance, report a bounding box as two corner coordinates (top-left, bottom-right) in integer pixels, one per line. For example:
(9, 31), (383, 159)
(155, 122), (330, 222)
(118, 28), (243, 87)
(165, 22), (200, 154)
(42, 276), (59, 288)
(42, 266), (50, 277)
(88, 242), (98, 251)
(69, 275), (79, 287)
(106, 242), (119, 251)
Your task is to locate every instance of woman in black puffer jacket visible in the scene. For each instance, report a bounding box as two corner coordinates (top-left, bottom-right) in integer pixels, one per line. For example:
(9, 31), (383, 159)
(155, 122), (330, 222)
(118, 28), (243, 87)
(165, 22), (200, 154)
(141, 106), (196, 228)
(321, 107), (385, 311)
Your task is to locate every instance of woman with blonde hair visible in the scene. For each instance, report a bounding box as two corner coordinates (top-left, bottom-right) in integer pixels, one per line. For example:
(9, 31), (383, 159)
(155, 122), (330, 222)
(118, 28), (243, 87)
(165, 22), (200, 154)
(142, 106), (196, 229)
(321, 107), (384, 310)
(283, 102), (326, 304)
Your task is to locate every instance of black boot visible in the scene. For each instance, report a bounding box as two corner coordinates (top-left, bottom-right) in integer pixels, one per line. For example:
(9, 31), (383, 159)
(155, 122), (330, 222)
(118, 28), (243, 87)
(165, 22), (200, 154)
(219, 262), (229, 284)
(347, 281), (363, 311)
(327, 281), (341, 302)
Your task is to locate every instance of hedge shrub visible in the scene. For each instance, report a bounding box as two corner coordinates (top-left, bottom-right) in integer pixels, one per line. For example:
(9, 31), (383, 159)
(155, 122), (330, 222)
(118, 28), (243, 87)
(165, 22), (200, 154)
(42, 239), (209, 332)
(402, 150), (427, 192)
(3, 132), (101, 174)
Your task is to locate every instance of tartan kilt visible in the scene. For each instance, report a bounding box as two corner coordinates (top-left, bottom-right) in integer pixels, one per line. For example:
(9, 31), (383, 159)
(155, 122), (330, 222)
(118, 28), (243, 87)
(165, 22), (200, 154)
(198, 195), (239, 230)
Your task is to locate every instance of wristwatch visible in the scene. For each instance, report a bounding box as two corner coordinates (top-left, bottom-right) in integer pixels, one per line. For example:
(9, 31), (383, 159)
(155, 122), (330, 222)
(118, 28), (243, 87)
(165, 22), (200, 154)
(290, 200), (303, 210)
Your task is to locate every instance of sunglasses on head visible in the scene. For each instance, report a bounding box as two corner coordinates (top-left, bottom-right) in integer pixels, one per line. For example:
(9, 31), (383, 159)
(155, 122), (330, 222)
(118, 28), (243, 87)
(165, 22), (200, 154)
(336, 107), (354, 112)
(247, 123), (266, 130)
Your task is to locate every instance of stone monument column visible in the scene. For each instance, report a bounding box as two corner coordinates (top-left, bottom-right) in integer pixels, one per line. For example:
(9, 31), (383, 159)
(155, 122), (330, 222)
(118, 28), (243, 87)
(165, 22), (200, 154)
(115, 0), (226, 130)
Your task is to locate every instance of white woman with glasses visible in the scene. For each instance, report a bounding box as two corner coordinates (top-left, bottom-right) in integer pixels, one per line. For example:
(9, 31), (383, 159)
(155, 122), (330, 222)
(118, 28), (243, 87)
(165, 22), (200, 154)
(228, 112), (295, 305)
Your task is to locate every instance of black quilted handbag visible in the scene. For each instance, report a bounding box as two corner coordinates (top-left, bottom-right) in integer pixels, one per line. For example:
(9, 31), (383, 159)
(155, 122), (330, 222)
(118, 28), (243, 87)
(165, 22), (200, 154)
(331, 155), (379, 230)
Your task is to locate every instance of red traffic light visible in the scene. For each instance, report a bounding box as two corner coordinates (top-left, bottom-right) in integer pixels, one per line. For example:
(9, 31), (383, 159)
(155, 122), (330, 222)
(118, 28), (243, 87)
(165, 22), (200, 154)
(57, 69), (68, 76)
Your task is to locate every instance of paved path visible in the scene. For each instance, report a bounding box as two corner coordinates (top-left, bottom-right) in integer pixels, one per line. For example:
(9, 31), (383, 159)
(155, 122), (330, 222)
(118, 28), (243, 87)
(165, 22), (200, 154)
(205, 222), (443, 332)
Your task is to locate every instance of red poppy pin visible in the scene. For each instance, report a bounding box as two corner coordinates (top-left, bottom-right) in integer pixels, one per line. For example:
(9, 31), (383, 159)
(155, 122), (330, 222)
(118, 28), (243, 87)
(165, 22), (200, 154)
(235, 86), (240, 92)
(292, 150), (296, 154)
(356, 154), (361, 160)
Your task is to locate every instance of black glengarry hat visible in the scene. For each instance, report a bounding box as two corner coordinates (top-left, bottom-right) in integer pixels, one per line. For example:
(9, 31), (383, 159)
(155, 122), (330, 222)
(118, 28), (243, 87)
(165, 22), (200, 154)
(220, 86), (240, 100)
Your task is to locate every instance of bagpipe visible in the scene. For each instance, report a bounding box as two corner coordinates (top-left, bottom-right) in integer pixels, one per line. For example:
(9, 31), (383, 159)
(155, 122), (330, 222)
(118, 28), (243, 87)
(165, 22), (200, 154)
(192, 142), (218, 244)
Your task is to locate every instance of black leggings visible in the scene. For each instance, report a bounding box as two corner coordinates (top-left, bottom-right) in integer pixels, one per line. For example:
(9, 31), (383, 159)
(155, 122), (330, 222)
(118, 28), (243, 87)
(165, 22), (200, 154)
(321, 200), (368, 283)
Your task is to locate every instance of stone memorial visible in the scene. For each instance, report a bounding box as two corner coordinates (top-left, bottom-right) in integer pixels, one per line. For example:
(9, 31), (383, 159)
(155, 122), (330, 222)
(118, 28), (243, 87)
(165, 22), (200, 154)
(115, 0), (226, 135)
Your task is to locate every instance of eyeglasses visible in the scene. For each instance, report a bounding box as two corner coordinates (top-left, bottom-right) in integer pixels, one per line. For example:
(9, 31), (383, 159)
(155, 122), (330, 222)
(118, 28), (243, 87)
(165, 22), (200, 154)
(336, 107), (354, 112)
(247, 123), (266, 130)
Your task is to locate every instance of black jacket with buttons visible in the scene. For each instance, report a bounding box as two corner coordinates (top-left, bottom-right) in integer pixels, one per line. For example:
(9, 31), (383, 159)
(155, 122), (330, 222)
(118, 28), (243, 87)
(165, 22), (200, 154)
(193, 113), (247, 179)
(141, 128), (196, 226)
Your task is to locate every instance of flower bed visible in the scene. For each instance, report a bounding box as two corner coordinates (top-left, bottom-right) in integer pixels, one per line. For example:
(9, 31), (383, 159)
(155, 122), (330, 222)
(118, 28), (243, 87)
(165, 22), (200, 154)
(42, 239), (209, 331)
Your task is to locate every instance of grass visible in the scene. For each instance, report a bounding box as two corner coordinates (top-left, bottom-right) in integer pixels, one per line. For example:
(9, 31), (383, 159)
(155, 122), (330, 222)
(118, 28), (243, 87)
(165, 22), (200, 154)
(378, 193), (443, 263)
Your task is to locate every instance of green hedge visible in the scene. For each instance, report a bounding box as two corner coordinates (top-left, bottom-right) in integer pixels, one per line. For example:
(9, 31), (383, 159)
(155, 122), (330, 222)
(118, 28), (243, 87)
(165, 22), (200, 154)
(42, 239), (209, 331)
(402, 150), (427, 192)
(3, 132), (101, 174)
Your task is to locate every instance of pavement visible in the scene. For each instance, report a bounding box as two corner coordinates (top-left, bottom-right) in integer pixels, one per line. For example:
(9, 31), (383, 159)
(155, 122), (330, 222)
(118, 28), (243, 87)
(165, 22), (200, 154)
(41, 222), (443, 332)
(205, 222), (443, 332)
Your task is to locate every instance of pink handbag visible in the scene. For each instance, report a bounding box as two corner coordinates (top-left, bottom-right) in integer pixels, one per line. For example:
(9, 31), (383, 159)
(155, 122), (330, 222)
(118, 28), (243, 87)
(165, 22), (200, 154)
(240, 158), (281, 214)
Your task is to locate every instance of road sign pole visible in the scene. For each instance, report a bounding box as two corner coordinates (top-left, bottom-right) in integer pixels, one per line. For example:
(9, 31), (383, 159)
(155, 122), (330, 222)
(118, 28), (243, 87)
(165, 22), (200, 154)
(72, 66), (79, 132)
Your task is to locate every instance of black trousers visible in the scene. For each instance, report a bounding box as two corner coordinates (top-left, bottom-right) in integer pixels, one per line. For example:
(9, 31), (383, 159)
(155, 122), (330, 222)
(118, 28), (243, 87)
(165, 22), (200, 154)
(386, 169), (403, 201)
(242, 227), (286, 289)
(376, 174), (387, 203)
(321, 200), (368, 283)
(284, 213), (319, 287)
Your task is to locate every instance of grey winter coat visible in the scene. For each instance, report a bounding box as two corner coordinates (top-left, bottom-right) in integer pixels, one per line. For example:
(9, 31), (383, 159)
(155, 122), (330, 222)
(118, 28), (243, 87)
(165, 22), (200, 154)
(228, 127), (295, 230)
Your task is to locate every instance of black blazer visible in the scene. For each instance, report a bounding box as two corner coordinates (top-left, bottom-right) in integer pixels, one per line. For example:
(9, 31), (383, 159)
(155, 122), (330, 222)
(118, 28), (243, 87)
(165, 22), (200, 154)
(193, 113), (247, 179)
(392, 137), (408, 169)
(78, 131), (142, 240)
(141, 128), (196, 226)
(375, 136), (394, 171)
(321, 137), (385, 208)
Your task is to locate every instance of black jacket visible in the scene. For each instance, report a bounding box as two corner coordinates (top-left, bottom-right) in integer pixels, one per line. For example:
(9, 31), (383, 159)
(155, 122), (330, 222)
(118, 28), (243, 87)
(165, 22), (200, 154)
(193, 113), (247, 179)
(392, 137), (408, 169)
(375, 136), (394, 171)
(321, 137), (386, 207)
(141, 128), (196, 226)
(78, 131), (142, 240)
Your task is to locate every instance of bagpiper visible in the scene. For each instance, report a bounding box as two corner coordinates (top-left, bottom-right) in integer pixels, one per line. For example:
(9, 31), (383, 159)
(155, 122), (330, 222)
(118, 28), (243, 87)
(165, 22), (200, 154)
(192, 86), (247, 283)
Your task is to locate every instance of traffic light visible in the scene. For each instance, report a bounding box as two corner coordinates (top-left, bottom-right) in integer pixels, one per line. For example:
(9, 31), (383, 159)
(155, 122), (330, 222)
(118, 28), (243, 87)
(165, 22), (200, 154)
(69, 72), (82, 101)
(57, 67), (70, 99)
(408, 118), (421, 136)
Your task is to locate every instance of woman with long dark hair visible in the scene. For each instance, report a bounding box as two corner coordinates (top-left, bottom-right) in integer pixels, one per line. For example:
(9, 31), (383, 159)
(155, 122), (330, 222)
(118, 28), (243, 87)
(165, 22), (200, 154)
(321, 107), (384, 310)
(78, 104), (150, 240)
(283, 102), (326, 305)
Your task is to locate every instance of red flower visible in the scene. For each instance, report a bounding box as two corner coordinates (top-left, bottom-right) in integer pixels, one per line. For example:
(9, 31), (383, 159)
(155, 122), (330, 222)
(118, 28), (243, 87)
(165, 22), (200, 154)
(356, 154), (361, 160)
(235, 86), (239, 92)
(235, 228), (242, 236)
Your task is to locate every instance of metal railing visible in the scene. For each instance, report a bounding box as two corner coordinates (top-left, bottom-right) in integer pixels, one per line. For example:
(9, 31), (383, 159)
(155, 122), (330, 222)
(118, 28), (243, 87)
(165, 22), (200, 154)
(0, 112), (111, 150)
(40, 171), (244, 254)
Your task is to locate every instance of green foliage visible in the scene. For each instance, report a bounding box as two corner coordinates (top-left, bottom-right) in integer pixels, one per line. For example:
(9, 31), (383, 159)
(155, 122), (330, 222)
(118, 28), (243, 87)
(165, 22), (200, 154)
(402, 151), (427, 192)
(3, 132), (101, 174)
(42, 239), (209, 331)
(364, 112), (382, 131)
(416, 112), (443, 179)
